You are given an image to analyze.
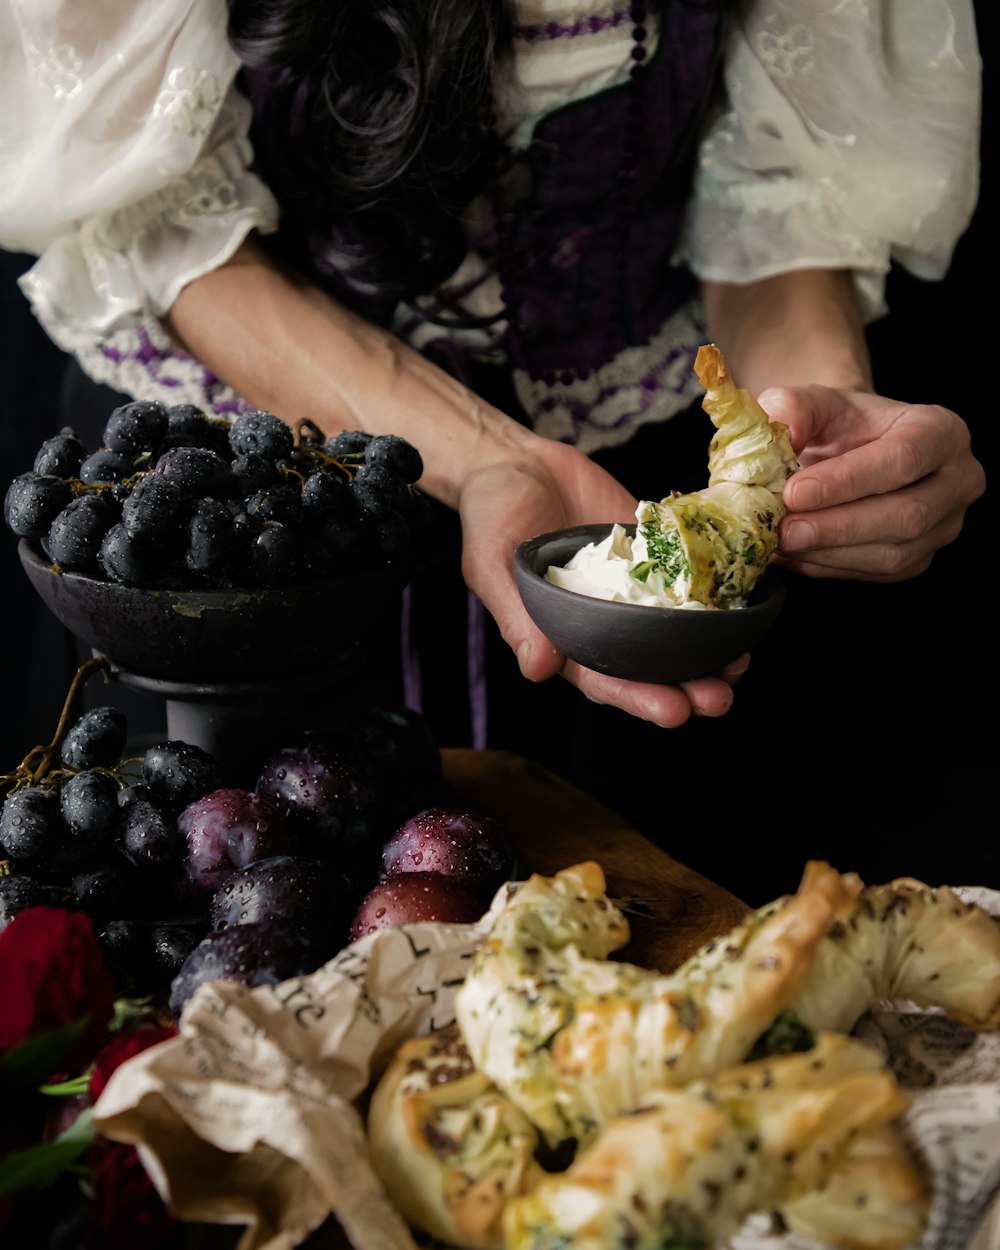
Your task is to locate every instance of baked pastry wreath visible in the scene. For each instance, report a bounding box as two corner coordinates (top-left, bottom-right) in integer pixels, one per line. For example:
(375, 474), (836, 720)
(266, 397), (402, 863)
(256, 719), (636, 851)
(367, 861), (1000, 1250)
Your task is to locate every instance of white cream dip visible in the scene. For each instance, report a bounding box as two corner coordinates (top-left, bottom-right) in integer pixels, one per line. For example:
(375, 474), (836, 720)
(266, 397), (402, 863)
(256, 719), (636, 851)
(544, 523), (713, 611)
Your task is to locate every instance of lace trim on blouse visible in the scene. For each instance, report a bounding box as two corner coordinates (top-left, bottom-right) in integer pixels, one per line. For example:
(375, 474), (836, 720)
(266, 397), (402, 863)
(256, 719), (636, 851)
(0, 0), (982, 446)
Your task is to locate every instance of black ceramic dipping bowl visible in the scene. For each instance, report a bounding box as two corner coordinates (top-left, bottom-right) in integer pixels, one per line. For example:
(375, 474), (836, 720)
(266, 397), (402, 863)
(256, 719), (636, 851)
(18, 539), (410, 684)
(514, 523), (785, 684)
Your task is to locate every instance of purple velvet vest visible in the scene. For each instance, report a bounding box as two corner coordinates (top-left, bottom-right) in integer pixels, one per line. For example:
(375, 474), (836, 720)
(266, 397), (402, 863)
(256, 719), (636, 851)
(495, 0), (723, 379)
(238, 0), (724, 382)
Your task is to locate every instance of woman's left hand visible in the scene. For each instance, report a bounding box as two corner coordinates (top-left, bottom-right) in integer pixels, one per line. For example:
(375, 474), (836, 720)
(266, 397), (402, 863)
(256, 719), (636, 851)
(758, 385), (986, 581)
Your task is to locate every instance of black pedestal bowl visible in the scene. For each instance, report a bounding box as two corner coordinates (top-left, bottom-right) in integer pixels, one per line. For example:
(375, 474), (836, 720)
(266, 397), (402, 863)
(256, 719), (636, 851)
(19, 540), (412, 781)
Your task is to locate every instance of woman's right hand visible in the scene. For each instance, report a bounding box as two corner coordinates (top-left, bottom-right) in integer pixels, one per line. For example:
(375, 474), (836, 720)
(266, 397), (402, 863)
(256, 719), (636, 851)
(457, 436), (747, 728)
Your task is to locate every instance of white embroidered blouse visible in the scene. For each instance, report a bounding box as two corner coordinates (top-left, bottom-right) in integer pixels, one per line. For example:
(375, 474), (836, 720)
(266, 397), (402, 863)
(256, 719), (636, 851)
(0, 0), (982, 451)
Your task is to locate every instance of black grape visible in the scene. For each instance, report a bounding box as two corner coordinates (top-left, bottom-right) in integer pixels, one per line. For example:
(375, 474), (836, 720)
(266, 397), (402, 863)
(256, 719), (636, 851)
(119, 794), (178, 868)
(182, 498), (234, 580)
(0, 872), (48, 931)
(61, 706), (128, 770)
(33, 428), (86, 479)
(141, 741), (222, 812)
(323, 430), (371, 457)
(59, 770), (119, 848)
(154, 446), (232, 499)
(150, 924), (204, 980)
(78, 449), (131, 485)
(46, 495), (115, 572)
(228, 410), (294, 461)
(98, 522), (164, 585)
(121, 474), (186, 544)
(4, 472), (73, 539)
(103, 401), (169, 456)
(0, 787), (64, 861)
(364, 433), (423, 484)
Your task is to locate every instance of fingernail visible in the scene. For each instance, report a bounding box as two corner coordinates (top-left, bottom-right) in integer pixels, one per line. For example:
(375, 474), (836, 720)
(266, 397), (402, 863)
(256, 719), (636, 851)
(788, 477), (822, 510)
(517, 640), (533, 675)
(781, 519), (815, 552)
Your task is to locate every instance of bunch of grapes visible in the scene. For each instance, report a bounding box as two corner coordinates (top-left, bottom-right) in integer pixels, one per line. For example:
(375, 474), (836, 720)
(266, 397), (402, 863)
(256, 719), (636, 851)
(3, 401), (431, 588)
(1, 663), (512, 1018)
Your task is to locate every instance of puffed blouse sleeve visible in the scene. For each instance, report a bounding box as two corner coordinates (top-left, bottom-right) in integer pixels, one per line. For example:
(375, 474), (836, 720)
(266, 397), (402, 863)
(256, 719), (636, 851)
(0, 0), (278, 409)
(676, 0), (982, 322)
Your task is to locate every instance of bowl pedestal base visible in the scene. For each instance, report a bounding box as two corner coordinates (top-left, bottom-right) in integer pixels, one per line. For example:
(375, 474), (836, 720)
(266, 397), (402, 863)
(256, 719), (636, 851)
(106, 646), (371, 787)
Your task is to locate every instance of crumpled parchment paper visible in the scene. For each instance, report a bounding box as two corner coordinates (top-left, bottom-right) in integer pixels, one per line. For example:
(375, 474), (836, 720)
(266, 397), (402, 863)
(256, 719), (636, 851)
(93, 884), (1000, 1250)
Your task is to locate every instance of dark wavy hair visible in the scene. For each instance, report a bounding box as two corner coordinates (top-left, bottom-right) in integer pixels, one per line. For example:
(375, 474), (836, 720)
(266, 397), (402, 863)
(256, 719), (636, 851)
(228, 0), (511, 312)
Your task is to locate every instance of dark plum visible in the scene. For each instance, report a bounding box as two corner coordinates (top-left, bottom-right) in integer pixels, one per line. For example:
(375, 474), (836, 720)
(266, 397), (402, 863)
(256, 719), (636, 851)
(349, 872), (484, 942)
(176, 788), (292, 898)
(60, 706), (128, 770)
(168, 919), (323, 1015)
(141, 741), (222, 812)
(380, 806), (512, 897)
(209, 854), (350, 949)
(255, 740), (388, 871)
(348, 705), (446, 821)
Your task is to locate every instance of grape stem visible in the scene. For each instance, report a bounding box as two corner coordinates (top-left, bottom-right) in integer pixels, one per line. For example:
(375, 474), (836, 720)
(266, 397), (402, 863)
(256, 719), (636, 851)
(3, 656), (112, 789)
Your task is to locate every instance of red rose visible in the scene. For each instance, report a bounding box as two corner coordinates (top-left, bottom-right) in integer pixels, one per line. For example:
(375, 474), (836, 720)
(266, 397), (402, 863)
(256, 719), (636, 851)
(0, 906), (116, 1073)
(89, 1024), (178, 1104)
(88, 1141), (175, 1250)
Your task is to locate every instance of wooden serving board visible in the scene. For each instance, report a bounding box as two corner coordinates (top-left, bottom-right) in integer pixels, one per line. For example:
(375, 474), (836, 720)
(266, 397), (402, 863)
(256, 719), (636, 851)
(443, 748), (750, 970)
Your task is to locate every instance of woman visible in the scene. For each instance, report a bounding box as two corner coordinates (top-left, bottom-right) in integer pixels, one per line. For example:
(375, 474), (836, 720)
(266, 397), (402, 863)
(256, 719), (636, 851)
(0, 1), (988, 895)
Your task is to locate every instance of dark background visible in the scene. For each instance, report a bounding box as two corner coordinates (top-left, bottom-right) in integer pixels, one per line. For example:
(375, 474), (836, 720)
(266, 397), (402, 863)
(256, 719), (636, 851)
(1, 9), (994, 903)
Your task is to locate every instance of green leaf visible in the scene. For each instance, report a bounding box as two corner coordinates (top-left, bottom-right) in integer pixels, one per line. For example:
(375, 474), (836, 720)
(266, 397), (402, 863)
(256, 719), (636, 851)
(0, 1017), (89, 1087)
(110, 995), (154, 1033)
(0, 1108), (95, 1197)
(39, 1072), (92, 1097)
